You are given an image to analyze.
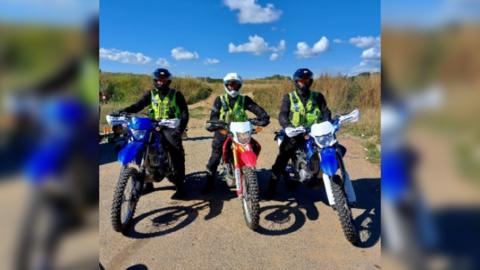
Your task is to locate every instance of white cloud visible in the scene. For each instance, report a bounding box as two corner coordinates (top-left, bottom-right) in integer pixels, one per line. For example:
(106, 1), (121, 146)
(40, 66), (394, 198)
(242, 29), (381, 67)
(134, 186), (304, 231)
(349, 36), (380, 49)
(350, 60), (380, 75)
(351, 42), (381, 75)
(171, 47), (199, 60)
(270, 40), (285, 61)
(100, 48), (152, 65)
(229, 35), (285, 60)
(270, 53), (279, 61)
(349, 35), (381, 75)
(294, 36), (329, 58)
(333, 38), (343, 44)
(229, 35), (269, 55)
(362, 47), (381, 60)
(204, 58), (220, 65)
(156, 58), (170, 67)
(224, 0), (282, 24)
(348, 35), (381, 71)
(274, 39), (286, 51)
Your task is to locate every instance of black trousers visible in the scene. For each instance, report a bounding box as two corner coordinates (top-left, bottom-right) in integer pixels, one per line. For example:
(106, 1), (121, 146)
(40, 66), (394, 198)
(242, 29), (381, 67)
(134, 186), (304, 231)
(206, 131), (228, 174)
(271, 134), (347, 179)
(161, 129), (185, 185)
(271, 134), (306, 178)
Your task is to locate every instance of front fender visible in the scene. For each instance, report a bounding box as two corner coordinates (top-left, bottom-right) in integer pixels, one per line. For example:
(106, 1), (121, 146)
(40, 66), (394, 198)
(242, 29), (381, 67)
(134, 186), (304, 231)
(25, 139), (70, 184)
(118, 141), (145, 166)
(238, 150), (257, 167)
(320, 147), (339, 177)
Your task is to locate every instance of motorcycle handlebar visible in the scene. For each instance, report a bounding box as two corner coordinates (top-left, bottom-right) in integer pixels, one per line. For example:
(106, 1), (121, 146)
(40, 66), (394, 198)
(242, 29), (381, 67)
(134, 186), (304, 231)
(205, 119), (264, 133)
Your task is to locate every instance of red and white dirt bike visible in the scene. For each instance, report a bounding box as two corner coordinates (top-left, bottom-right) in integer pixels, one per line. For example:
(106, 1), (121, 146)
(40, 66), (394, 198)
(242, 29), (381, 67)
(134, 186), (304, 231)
(206, 119), (263, 230)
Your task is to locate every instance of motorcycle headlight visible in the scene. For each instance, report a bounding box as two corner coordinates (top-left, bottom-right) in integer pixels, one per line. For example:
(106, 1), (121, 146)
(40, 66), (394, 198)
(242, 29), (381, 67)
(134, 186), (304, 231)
(131, 129), (148, 140)
(314, 133), (335, 147)
(235, 131), (251, 145)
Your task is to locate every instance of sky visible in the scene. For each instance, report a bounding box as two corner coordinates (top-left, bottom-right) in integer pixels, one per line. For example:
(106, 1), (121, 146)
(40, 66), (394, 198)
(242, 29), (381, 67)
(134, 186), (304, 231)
(99, 0), (380, 78)
(0, 0), (98, 26)
(382, 0), (480, 28)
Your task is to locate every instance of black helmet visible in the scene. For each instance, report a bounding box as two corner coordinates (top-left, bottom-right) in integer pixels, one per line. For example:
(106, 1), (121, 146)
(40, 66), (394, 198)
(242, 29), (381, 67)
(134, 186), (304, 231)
(293, 68), (313, 94)
(152, 68), (172, 90)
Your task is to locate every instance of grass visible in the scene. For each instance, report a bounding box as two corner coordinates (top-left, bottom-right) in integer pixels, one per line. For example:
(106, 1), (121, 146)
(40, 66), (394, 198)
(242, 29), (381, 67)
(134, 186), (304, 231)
(363, 141), (381, 164)
(100, 72), (213, 104)
(189, 106), (207, 119)
(0, 25), (83, 92)
(99, 72), (381, 164)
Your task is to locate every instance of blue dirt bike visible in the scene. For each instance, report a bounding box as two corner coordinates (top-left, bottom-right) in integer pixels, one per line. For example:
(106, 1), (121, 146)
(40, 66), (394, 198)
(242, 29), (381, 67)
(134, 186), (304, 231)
(6, 94), (97, 270)
(382, 88), (442, 260)
(275, 109), (360, 245)
(106, 113), (179, 234)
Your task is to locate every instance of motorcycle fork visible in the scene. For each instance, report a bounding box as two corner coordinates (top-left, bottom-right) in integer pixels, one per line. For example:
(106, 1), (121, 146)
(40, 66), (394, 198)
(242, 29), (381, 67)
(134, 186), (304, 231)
(141, 132), (154, 182)
(231, 143), (244, 197)
(336, 152), (356, 203)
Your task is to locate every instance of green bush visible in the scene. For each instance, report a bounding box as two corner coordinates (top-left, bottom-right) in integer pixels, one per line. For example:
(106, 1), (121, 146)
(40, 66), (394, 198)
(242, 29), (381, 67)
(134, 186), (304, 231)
(100, 72), (212, 104)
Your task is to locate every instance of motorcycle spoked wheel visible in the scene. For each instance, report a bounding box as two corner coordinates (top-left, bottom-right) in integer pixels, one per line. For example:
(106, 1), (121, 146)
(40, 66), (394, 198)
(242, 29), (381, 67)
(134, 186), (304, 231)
(240, 167), (260, 230)
(111, 166), (142, 234)
(331, 175), (359, 245)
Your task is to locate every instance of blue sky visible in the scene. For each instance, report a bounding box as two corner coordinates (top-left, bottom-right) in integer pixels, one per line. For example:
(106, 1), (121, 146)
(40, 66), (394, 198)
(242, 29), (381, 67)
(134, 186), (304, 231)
(100, 0), (380, 78)
(0, 0), (97, 26)
(383, 0), (480, 28)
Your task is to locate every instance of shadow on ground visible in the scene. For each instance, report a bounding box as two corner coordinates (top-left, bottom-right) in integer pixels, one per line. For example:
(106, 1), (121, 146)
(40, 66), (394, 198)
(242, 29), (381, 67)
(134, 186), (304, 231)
(122, 171), (236, 239)
(184, 136), (212, 142)
(255, 169), (380, 247)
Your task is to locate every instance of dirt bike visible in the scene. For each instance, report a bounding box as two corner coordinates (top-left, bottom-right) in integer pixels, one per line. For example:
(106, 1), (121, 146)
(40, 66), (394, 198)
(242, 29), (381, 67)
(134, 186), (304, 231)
(106, 113), (179, 234)
(6, 95), (97, 270)
(382, 88), (442, 265)
(275, 109), (361, 245)
(206, 119), (264, 230)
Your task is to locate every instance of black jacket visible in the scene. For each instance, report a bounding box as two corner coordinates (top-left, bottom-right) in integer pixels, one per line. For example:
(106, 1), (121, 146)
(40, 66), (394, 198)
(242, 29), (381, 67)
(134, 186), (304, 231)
(278, 89), (331, 129)
(119, 88), (189, 133)
(210, 95), (270, 126)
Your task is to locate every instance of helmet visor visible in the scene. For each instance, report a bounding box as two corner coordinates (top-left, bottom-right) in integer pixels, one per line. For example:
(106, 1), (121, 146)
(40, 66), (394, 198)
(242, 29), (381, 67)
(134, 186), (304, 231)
(154, 77), (169, 87)
(296, 77), (313, 88)
(225, 80), (241, 91)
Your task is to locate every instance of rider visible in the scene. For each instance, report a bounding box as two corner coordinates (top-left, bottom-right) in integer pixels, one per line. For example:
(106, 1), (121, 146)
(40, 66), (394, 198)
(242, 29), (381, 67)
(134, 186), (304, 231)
(203, 72), (270, 194)
(114, 68), (189, 199)
(266, 68), (332, 198)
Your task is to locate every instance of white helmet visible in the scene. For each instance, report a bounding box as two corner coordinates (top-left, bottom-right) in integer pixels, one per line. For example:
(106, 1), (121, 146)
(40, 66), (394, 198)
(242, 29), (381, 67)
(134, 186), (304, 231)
(223, 72), (243, 97)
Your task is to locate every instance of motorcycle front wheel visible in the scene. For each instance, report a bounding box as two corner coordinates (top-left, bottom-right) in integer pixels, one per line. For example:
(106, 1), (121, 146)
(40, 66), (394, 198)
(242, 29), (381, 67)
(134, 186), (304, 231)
(111, 166), (141, 234)
(241, 167), (260, 230)
(331, 175), (359, 245)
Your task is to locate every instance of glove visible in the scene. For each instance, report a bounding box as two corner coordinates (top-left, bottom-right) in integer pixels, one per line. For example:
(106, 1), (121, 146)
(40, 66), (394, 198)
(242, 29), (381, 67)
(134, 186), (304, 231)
(205, 122), (217, 132)
(250, 118), (269, 127)
(285, 126), (306, 138)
